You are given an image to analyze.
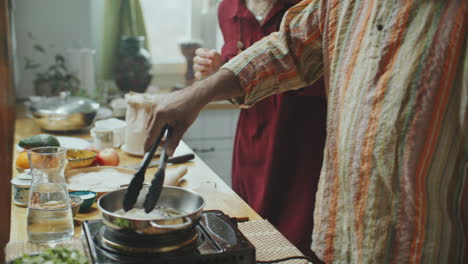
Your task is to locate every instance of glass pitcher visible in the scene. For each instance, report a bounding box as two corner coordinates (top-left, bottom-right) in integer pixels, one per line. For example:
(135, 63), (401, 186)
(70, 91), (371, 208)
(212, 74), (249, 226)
(26, 147), (74, 243)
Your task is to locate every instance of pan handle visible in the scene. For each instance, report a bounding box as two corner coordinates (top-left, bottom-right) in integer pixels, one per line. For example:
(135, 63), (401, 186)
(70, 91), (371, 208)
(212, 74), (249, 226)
(149, 216), (192, 230)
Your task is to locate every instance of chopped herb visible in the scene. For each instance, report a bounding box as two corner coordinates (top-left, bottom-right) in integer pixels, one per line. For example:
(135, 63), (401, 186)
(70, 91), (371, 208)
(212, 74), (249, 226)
(13, 247), (88, 264)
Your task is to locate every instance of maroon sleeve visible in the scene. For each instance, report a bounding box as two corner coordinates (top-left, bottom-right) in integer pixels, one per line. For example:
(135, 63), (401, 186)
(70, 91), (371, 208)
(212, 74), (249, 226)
(217, 0), (239, 63)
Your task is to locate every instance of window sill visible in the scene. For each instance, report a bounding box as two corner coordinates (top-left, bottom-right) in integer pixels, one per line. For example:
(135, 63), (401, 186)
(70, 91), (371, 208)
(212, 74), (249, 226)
(153, 62), (186, 75)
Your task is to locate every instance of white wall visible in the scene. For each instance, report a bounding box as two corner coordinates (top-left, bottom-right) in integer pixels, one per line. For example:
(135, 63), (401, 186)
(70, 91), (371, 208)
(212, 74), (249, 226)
(11, 0), (220, 98)
(12, 0), (95, 99)
(90, 0), (106, 79)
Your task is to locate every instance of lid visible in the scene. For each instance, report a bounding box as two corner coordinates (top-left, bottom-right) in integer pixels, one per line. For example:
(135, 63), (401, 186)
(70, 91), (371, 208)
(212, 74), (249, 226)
(30, 92), (100, 115)
(17, 170), (32, 180)
(11, 177), (31, 187)
(95, 118), (127, 129)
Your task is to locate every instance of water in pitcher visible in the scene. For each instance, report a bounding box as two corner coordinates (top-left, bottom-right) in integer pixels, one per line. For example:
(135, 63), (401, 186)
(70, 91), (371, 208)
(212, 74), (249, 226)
(27, 183), (74, 243)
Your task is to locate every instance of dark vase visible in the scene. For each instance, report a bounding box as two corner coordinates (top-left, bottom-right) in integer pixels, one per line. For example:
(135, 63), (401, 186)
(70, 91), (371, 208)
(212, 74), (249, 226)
(115, 36), (153, 93)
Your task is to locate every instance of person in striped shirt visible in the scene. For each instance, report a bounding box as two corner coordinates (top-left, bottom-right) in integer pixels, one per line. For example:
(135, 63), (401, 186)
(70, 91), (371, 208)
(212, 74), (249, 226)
(145, 0), (467, 263)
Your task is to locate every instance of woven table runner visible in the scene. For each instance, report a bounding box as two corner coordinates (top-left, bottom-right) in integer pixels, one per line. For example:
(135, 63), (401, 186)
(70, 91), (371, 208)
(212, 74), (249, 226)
(5, 219), (310, 264)
(238, 220), (309, 264)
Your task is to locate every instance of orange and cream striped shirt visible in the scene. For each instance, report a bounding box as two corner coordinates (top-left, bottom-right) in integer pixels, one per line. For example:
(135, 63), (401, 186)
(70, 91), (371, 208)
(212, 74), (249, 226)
(223, 0), (467, 263)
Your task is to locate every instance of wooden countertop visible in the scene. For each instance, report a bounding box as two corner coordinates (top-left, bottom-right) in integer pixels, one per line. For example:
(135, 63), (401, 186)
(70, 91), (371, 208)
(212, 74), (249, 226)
(9, 108), (260, 242)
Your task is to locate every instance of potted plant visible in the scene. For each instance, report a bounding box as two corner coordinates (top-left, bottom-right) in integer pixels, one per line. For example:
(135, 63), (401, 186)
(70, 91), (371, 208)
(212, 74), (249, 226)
(24, 44), (80, 97)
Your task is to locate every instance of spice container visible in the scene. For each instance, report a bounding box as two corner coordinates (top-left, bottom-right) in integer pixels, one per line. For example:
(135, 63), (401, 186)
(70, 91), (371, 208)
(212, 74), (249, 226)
(11, 173), (32, 207)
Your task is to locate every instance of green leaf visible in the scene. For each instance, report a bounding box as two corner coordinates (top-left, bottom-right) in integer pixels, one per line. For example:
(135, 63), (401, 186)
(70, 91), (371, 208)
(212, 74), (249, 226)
(55, 54), (65, 64)
(12, 247), (89, 264)
(33, 44), (46, 54)
(24, 59), (40, 70)
(25, 64), (40, 70)
(60, 64), (68, 72)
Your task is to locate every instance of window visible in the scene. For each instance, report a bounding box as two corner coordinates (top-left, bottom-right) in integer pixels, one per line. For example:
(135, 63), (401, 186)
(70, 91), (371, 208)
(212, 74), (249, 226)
(140, 0), (191, 64)
(140, 0), (221, 66)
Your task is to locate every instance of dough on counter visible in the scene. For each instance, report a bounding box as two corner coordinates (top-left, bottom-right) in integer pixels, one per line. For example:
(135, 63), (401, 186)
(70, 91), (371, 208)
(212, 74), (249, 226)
(67, 168), (132, 192)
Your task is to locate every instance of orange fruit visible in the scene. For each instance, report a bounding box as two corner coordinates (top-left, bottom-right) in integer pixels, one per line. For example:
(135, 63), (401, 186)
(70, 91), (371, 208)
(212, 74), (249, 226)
(16, 151), (30, 169)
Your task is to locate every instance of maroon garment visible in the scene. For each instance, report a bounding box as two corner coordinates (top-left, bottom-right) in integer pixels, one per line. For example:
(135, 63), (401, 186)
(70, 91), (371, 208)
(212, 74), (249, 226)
(218, 0), (326, 260)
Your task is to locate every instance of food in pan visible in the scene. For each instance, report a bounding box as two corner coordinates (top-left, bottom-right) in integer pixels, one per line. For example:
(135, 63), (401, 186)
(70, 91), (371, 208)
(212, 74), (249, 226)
(114, 206), (184, 220)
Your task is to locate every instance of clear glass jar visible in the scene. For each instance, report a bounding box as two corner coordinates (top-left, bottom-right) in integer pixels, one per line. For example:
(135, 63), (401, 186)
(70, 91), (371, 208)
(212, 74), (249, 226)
(26, 147), (74, 243)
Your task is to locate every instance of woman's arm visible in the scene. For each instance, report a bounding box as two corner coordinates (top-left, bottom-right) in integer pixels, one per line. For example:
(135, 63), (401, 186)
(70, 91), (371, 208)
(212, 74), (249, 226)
(193, 48), (223, 80)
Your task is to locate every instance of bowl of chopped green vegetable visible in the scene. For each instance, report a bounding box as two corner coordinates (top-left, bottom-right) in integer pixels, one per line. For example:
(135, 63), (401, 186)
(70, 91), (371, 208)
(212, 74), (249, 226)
(11, 247), (89, 264)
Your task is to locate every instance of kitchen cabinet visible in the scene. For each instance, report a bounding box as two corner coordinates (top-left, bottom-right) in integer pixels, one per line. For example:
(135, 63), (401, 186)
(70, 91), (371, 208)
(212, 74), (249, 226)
(183, 107), (240, 186)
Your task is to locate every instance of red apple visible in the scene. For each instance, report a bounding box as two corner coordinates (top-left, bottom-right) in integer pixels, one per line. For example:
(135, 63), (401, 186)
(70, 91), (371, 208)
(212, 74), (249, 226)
(96, 148), (120, 166)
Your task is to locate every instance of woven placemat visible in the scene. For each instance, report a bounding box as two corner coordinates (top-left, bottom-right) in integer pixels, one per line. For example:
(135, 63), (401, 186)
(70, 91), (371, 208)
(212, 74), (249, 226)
(5, 220), (309, 263)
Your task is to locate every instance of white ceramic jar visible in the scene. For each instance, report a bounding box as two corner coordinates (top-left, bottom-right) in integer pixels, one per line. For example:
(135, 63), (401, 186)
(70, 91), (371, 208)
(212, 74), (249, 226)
(91, 118), (127, 149)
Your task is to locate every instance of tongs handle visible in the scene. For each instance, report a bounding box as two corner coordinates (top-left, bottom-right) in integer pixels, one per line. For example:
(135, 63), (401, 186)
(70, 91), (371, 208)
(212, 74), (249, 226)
(143, 126), (173, 213)
(122, 125), (168, 211)
(141, 125), (168, 169)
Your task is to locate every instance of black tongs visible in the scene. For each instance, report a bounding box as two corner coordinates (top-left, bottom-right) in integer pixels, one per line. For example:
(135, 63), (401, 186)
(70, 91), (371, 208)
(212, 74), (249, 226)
(122, 125), (171, 212)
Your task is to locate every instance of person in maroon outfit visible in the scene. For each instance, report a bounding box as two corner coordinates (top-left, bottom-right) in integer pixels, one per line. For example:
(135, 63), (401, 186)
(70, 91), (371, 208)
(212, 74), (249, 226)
(193, 0), (326, 261)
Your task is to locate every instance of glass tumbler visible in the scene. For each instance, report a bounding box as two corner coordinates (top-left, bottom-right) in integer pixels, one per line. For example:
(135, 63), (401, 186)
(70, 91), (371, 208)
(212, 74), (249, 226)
(26, 147), (74, 243)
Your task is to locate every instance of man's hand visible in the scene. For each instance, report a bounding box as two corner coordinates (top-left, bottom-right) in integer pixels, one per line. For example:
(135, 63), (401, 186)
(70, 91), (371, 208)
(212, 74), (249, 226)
(144, 90), (203, 156)
(193, 48), (223, 80)
(144, 69), (243, 156)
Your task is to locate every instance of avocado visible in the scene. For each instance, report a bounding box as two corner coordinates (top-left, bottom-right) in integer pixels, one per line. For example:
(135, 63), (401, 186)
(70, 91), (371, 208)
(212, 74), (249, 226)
(18, 134), (61, 149)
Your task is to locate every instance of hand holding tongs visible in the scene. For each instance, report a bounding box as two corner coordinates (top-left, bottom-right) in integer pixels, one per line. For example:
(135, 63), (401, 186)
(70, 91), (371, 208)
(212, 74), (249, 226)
(122, 125), (171, 212)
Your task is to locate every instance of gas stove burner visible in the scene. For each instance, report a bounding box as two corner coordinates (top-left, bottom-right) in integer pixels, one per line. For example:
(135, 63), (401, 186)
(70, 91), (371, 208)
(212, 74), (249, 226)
(82, 210), (256, 264)
(99, 225), (199, 254)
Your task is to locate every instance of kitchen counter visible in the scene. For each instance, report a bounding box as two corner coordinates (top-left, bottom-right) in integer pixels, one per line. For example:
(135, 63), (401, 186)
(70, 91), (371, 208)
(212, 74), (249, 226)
(9, 107), (261, 242)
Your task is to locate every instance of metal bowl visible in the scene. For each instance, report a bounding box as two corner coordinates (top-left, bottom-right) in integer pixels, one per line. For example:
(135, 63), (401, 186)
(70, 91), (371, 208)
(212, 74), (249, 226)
(98, 186), (205, 235)
(30, 92), (99, 131)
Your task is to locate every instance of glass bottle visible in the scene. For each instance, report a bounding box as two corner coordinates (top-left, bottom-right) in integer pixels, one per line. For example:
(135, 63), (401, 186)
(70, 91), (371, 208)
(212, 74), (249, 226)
(26, 147), (74, 243)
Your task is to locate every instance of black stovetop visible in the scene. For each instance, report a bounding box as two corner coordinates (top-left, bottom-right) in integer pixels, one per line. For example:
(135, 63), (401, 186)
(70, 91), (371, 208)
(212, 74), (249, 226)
(81, 210), (256, 264)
